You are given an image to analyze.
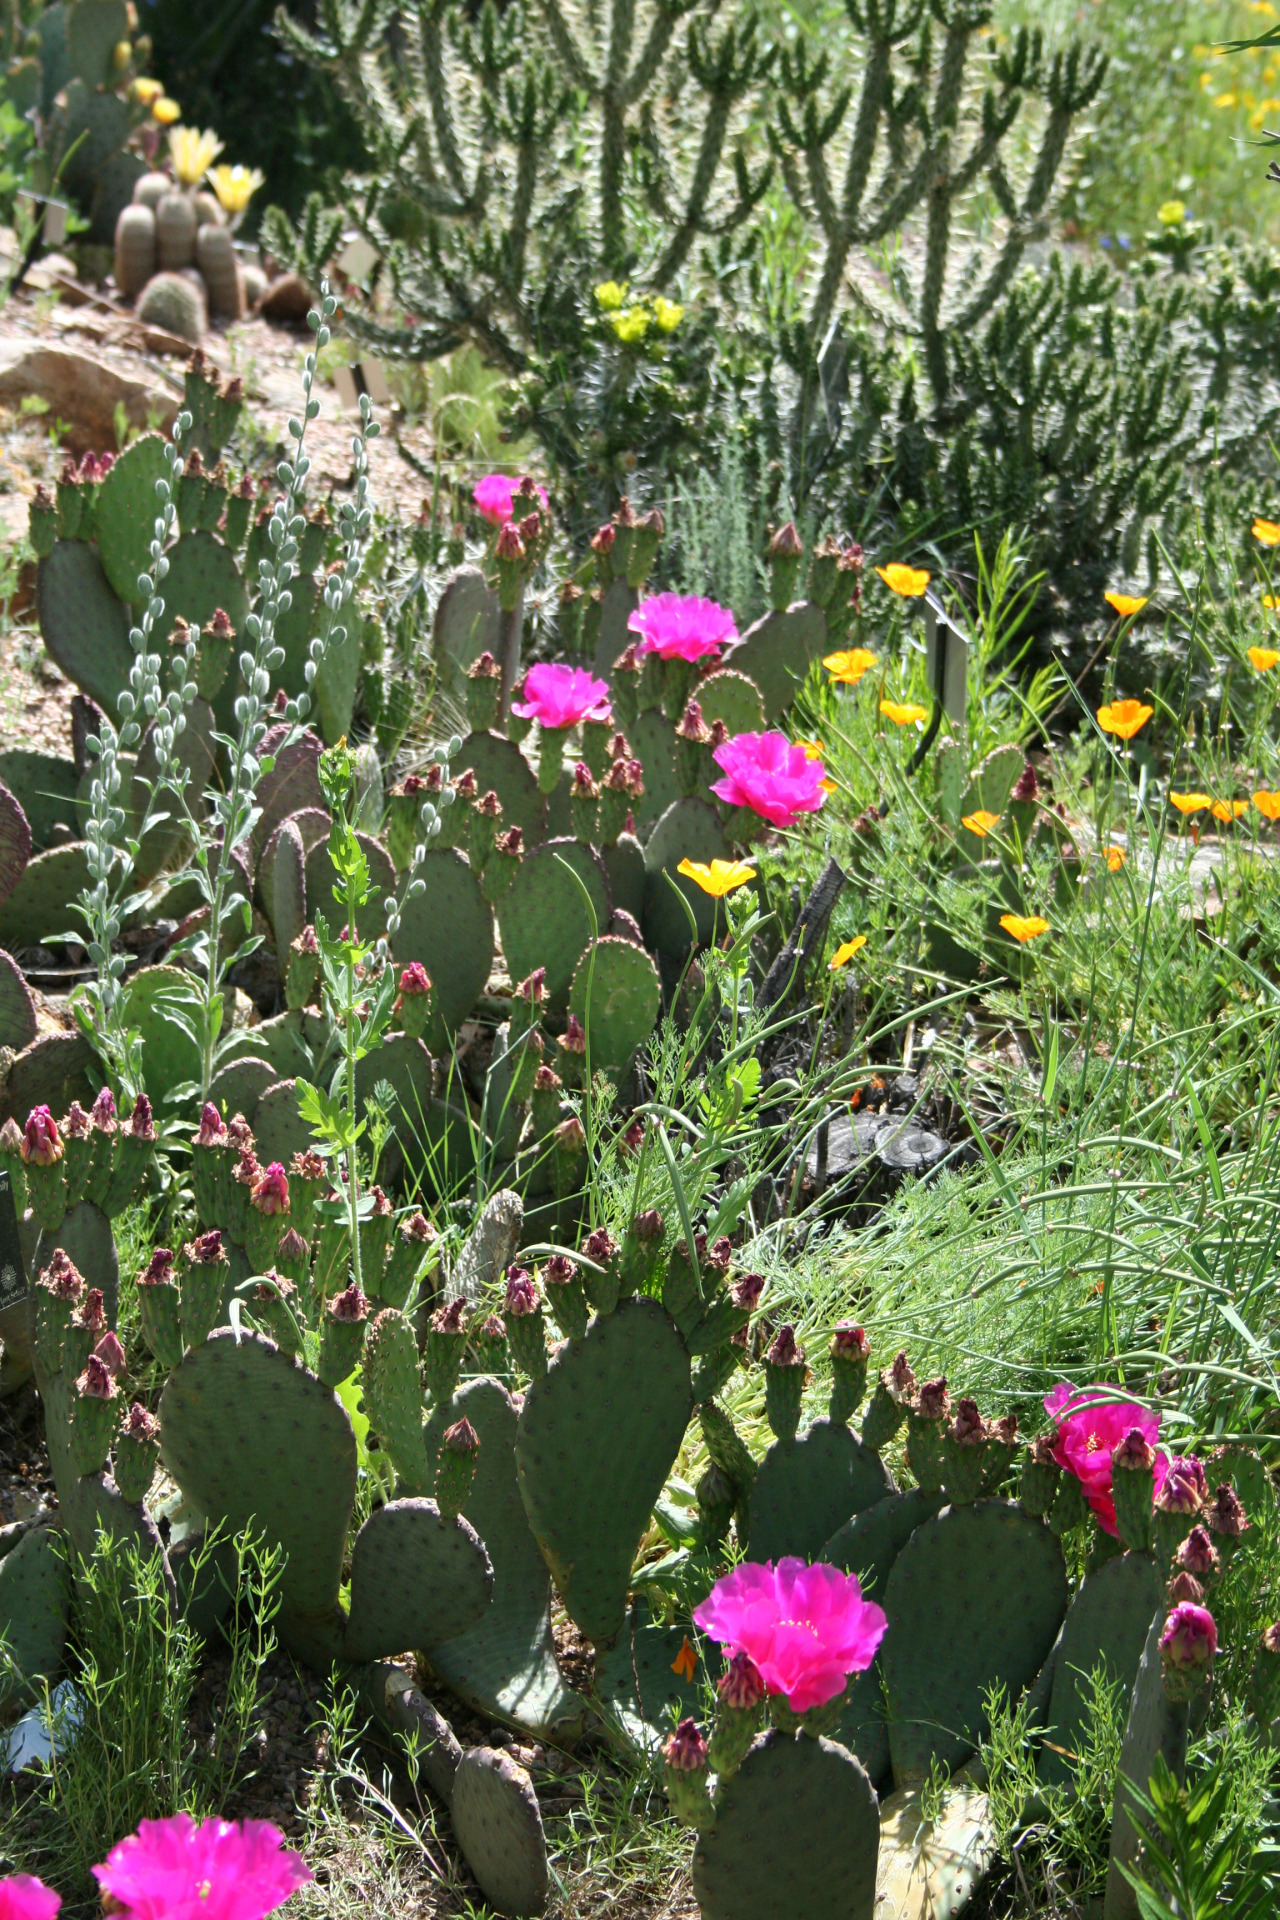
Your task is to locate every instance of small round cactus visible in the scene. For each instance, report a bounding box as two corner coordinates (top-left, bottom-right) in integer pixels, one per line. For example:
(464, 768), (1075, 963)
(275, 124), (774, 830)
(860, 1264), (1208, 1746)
(137, 270), (206, 343)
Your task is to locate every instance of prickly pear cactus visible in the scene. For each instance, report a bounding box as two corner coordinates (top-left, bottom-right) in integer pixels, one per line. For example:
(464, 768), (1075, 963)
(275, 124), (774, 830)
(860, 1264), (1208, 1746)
(746, 1419), (896, 1564)
(343, 1497), (493, 1663)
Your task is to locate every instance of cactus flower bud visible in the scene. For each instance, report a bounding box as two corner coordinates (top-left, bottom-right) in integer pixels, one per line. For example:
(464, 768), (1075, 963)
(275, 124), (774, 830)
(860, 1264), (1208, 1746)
(718, 1652), (767, 1711)
(225, 1112), (253, 1152)
(1154, 1456), (1208, 1564)
(113, 1398), (162, 1503)
(733, 1273), (765, 1312)
(196, 1103), (228, 1145)
(1174, 1525), (1220, 1581)
(93, 1330), (127, 1378)
(706, 1651), (766, 1779)
(250, 1162), (290, 1215)
(634, 1209), (663, 1241)
(829, 1320), (870, 1425)
(120, 1401), (159, 1443)
(1206, 1484), (1248, 1541)
(662, 1718), (714, 1830)
(291, 1148), (326, 1181)
(318, 1284), (370, 1387)
(127, 1093), (156, 1140)
(436, 1415), (481, 1518)
(1159, 1601), (1217, 1701)
(42, 1247), (85, 1299)
(77, 1351), (115, 1399)
(21, 1105), (62, 1165)
(915, 1376), (950, 1421)
(504, 1266), (539, 1315)
(1110, 1425), (1158, 1551)
(554, 1112), (586, 1164)
(579, 1227), (621, 1319)
(63, 1102), (91, 1138)
(1167, 1570), (1205, 1605)
(398, 962), (432, 996)
(76, 1288), (105, 1335)
(544, 1251), (589, 1339)
(906, 1376), (951, 1494)
(859, 1350), (918, 1452)
(496, 825), (523, 856)
(583, 1227), (618, 1268)
(33, 1247), (86, 1375)
(1012, 762), (1039, 803)
(504, 1266), (547, 1378)
(763, 1324), (806, 1444)
(139, 1247), (176, 1287)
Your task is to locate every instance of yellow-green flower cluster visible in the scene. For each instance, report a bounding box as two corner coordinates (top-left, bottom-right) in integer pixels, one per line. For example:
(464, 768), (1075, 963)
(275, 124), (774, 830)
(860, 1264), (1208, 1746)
(594, 282), (684, 342)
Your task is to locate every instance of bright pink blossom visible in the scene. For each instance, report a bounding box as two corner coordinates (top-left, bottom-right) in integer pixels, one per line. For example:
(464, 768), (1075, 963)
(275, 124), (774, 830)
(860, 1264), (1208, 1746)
(710, 731), (829, 829)
(628, 592), (737, 663)
(1044, 1383), (1169, 1536)
(692, 1558), (887, 1713)
(0, 1876), (61, 1920)
(511, 663), (612, 730)
(473, 474), (549, 526)
(398, 963), (432, 996)
(92, 1814), (311, 1920)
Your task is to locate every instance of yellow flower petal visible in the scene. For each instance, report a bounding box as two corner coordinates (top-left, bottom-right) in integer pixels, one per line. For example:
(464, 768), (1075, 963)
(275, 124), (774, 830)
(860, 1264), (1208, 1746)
(1249, 646), (1280, 670)
(152, 96), (181, 124)
(829, 935), (868, 969)
(169, 125), (223, 185)
(594, 281), (626, 311)
(1253, 789), (1280, 820)
(794, 738), (825, 759)
(1263, 595), (1280, 610)
(1105, 845), (1126, 871)
(961, 809), (1000, 837)
(207, 163), (265, 215)
(677, 857), (756, 898)
(1156, 200), (1186, 225)
(876, 563), (930, 598)
(1169, 792), (1211, 814)
(879, 700), (928, 726)
(1097, 698), (1153, 740)
(823, 648), (876, 685)
(653, 297), (683, 332)
(611, 305), (650, 343)
(131, 77), (164, 106)
(1254, 518), (1280, 546)
(1210, 798), (1250, 821)
(1105, 592), (1149, 618)
(818, 777), (838, 794)
(671, 1635), (698, 1681)
(999, 913), (1049, 943)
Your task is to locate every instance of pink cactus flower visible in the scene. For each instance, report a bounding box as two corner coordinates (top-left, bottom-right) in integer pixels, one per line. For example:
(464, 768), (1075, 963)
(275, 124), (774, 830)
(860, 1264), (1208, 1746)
(511, 663), (612, 731)
(473, 473), (549, 526)
(250, 1163), (290, 1216)
(710, 731), (829, 829)
(1160, 1602), (1217, 1670)
(196, 1104), (228, 1146)
(628, 592), (738, 663)
(398, 963), (432, 996)
(693, 1558), (887, 1713)
(21, 1106), (62, 1166)
(1044, 1383), (1169, 1536)
(0, 1875), (61, 1920)
(92, 1813), (311, 1920)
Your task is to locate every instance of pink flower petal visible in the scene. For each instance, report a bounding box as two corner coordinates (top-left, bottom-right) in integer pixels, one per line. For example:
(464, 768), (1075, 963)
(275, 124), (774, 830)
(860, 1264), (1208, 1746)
(628, 592), (737, 662)
(510, 662), (612, 730)
(693, 1558), (886, 1713)
(93, 1814), (311, 1920)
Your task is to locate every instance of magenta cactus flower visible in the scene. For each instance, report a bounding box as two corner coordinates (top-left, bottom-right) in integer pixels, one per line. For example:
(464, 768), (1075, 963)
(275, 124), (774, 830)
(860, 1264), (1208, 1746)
(397, 963), (432, 997)
(0, 1875), (61, 1920)
(473, 473), (549, 526)
(1160, 1602), (1217, 1670)
(693, 1558), (888, 1713)
(250, 1163), (290, 1216)
(1043, 1383), (1169, 1536)
(628, 591), (738, 663)
(511, 662), (612, 730)
(92, 1813), (311, 1920)
(21, 1106), (62, 1166)
(710, 731), (829, 829)
(196, 1103), (228, 1146)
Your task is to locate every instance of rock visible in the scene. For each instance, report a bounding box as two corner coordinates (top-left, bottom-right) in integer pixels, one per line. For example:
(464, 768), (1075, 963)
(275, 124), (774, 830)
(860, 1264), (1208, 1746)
(257, 272), (313, 324)
(804, 1107), (951, 1198)
(0, 341), (177, 457)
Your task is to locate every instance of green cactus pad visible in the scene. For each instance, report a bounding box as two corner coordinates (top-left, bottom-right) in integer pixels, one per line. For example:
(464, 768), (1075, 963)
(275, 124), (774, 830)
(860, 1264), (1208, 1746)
(93, 432), (168, 604)
(160, 1329), (356, 1619)
(36, 1200), (119, 1331)
(453, 731), (548, 848)
(305, 831), (395, 938)
(0, 1526), (69, 1708)
(434, 565), (502, 690)
(54, 82), (129, 234)
(602, 832), (644, 917)
(694, 669), (766, 738)
(390, 849), (494, 1039)
(270, 817), (307, 961)
(161, 532), (249, 642)
(258, 811), (328, 916)
(0, 949), (37, 1052)
(61, 1466), (168, 1570)
(449, 1745), (549, 1920)
(567, 936), (660, 1074)
(726, 603), (828, 722)
(253, 1080), (312, 1167)
(208, 1056), (276, 1125)
(594, 1602), (714, 1747)
(642, 798), (730, 958)
(515, 1295), (692, 1645)
(0, 842), (90, 947)
(169, 1529), (239, 1643)
(35, 3), (71, 117)
(343, 1498), (493, 1663)
(37, 540), (133, 714)
(1039, 1550), (1163, 1788)
(67, 0), (129, 88)
(935, 738), (964, 827)
(595, 578), (638, 682)
(261, 576), (321, 721)
(421, 1377), (584, 1741)
(1103, 1609), (1183, 1920)
(960, 745), (1025, 825)
(823, 1487), (947, 1599)
(0, 784), (31, 908)
(253, 736), (325, 865)
(692, 1730), (880, 1920)
(314, 615), (361, 745)
(0, 1031), (95, 1128)
(628, 708), (678, 833)
(746, 1419), (896, 1563)
(353, 1033), (436, 1183)
(0, 752), (79, 851)
(120, 964), (203, 1108)
(215, 1008), (317, 1082)
(499, 839), (610, 1016)
(883, 1498), (1068, 1783)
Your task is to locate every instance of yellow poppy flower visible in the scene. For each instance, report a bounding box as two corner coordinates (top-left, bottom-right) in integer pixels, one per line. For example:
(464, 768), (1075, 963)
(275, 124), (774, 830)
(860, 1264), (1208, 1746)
(1248, 646), (1280, 670)
(1253, 518), (1280, 545)
(876, 563), (930, 598)
(794, 739), (825, 759)
(1156, 201), (1186, 225)
(1105, 592), (1149, 618)
(961, 810), (1000, 837)
(671, 1635), (698, 1681)
(594, 281), (626, 311)
(677, 857), (756, 897)
(880, 700), (928, 726)
(1214, 90), (1238, 108)
(1105, 846), (1126, 871)
(169, 125), (223, 185)
(823, 648), (876, 684)
(999, 913), (1050, 943)
(829, 935), (868, 969)
(1253, 790), (1280, 819)
(152, 96), (181, 124)
(611, 305), (650, 343)
(1169, 792), (1211, 814)
(1263, 595), (1280, 610)
(1097, 698), (1153, 740)
(207, 164), (265, 216)
(1211, 799), (1250, 822)
(653, 297), (683, 331)
(818, 777), (838, 795)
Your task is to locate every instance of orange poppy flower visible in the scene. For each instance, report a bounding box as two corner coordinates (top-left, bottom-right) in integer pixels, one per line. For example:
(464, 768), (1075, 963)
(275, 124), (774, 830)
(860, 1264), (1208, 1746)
(1253, 790), (1280, 820)
(1105, 592), (1149, 618)
(823, 649), (877, 685)
(671, 1635), (698, 1681)
(1210, 799), (1250, 822)
(1000, 913), (1049, 943)
(829, 935), (868, 969)
(1264, 595), (1280, 611)
(1169, 792), (1211, 814)
(961, 810), (1000, 837)
(1248, 646), (1280, 671)
(877, 563), (930, 597)
(1253, 518), (1280, 545)
(1097, 699), (1153, 740)
(1105, 846), (1126, 871)
(880, 700), (928, 726)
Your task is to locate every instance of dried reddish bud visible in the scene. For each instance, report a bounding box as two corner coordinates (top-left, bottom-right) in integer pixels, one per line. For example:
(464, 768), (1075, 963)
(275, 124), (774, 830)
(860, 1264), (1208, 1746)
(992, 1413), (1019, 1446)
(226, 1113), (254, 1152)
(570, 763), (599, 799)
(545, 1252), (577, 1286)
(454, 769), (478, 802)
(591, 524), (616, 556)
(250, 1162), (290, 1215)
(479, 1313), (505, 1340)
(515, 968), (547, 1004)
(1012, 763), (1039, 803)
(41, 1249), (84, 1299)
(767, 1324), (804, 1368)
(432, 1297), (467, 1335)
(290, 1149), (327, 1180)
(707, 718), (730, 748)
(496, 522), (526, 561)
(329, 1284), (369, 1323)
(706, 1236), (733, 1275)
(504, 1267), (539, 1315)
(476, 788), (503, 818)
(916, 1376), (950, 1421)
(1167, 1571), (1205, 1605)
(1207, 1484), (1248, 1539)
(195, 1103), (227, 1146)
(209, 606), (234, 639)
(733, 1273), (766, 1311)
(1174, 1526), (1220, 1578)
(469, 650), (500, 679)
(368, 1185), (392, 1219)
(233, 1149), (261, 1189)
(121, 1401), (159, 1442)
(402, 1210), (436, 1244)
(77, 1353), (116, 1400)
(584, 1227), (618, 1265)
(276, 1227), (308, 1263)
(138, 1248), (175, 1288)
(127, 1093), (156, 1140)
(443, 1416), (480, 1455)
(888, 1356), (917, 1402)
(75, 1288), (105, 1332)
(675, 700), (710, 744)
(949, 1398), (988, 1446)
(496, 826), (524, 855)
(62, 1102), (91, 1139)
(555, 1114), (586, 1153)
(186, 1230), (227, 1266)
(560, 1013), (586, 1053)
(633, 1209), (664, 1242)
(94, 1331), (127, 1378)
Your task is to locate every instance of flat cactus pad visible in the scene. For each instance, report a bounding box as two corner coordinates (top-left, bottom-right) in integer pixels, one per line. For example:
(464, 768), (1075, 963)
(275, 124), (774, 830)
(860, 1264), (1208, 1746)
(253, 1080), (312, 1167)
(0, 948), (37, 1052)
(37, 539), (134, 714)
(567, 935), (661, 1074)
(725, 602), (828, 722)
(746, 1418), (896, 1563)
(0, 752), (78, 851)
(694, 668), (766, 738)
(642, 798), (730, 957)
(823, 1486), (947, 1600)
(628, 708), (678, 833)
(450, 1745), (549, 1918)
(452, 731), (548, 848)
(343, 1497), (493, 1663)
(36, 1200), (119, 1331)
(160, 531), (249, 643)
(0, 783), (31, 908)
(93, 432), (169, 604)
(594, 1602), (717, 1747)
(961, 744), (1026, 825)
(0, 1030), (96, 1128)
(0, 1526), (69, 1708)
(1039, 1549), (1163, 1788)
(392, 848), (494, 1037)
(499, 838), (611, 1016)
(0, 842), (91, 948)
(305, 830), (395, 940)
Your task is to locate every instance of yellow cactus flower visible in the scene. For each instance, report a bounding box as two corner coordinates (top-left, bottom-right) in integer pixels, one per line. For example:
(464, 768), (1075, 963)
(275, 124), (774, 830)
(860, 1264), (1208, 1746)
(207, 164), (265, 216)
(594, 281), (627, 311)
(653, 297), (683, 331)
(961, 810), (1000, 837)
(131, 77), (163, 106)
(1169, 792), (1211, 814)
(879, 700), (928, 726)
(152, 96), (181, 124)
(1105, 592), (1149, 618)
(611, 305), (650, 344)
(1097, 698), (1153, 740)
(876, 563), (930, 597)
(1210, 799), (1250, 822)
(1248, 645), (1280, 671)
(169, 125), (223, 185)
(677, 857), (756, 897)
(1156, 201), (1186, 225)
(829, 935), (868, 969)
(1105, 846), (1126, 871)
(1253, 790), (1280, 820)
(999, 913), (1049, 943)
(823, 648), (877, 685)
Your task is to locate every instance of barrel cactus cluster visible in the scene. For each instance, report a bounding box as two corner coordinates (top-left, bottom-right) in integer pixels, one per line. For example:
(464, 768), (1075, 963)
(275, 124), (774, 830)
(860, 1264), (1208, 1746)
(115, 125), (266, 338)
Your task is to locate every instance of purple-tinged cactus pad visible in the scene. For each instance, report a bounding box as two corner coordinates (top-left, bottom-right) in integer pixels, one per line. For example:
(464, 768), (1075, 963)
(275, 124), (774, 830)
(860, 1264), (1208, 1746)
(449, 1745), (549, 1919)
(0, 784), (31, 910)
(1039, 1549), (1163, 1789)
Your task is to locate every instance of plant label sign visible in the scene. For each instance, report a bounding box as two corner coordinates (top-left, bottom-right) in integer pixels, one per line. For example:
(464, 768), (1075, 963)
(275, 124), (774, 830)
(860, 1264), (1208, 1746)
(0, 1166), (28, 1309)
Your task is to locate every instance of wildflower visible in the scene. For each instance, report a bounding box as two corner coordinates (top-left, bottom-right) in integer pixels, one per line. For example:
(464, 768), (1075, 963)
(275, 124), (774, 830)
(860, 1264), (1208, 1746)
(793, 738), (824, 759)
(92, 1813), (311, 1920)
(1248, 645), (1280, 670)
(961, 810), (1000, 837)
(1043, 1383), (1168, 1536)
(1213, 90), (1238, 108)
(876, 563), (930, 597)
(612, 306), (650, 343)
(1096, 698), (1153, 740)
(879, 700), (928, 726)
(1156, 200), (1186, 224)
(676, 857), (756, 897)
(169, 126), (223, 186)
(0, 1876), (60, 1920)
(710, 731), (828, 829)
(693, 1559), (888, 1712)
(130, 78), (164, 106)
(1170, 792), (1211, 814)
(511, 663), (611, 730)
(207, 165), (265, 216)
(472, 474), (549, 527)
(999, 914), (1050, 943)
(1264, 595), (1280, 609)
(151, 96), (181, 123)
(653, 297), (683, 331)
(823, 647), (877, 684)
(1105, 592), (1149, 618)
(829, 936), (867, 969)
(628, 592), (737, 663)
(671, 1634), (698, 1680)
(1254, 790), (1280, 819)
(1105, 846), (1126, 871)
(1210, 799), (1249, 822)
(1253, 518), (1280, 545)
(594, 281), (626, 310)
